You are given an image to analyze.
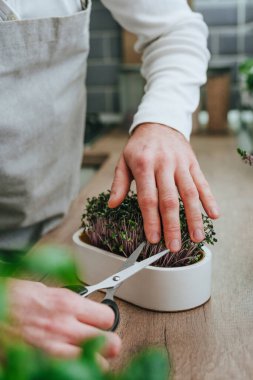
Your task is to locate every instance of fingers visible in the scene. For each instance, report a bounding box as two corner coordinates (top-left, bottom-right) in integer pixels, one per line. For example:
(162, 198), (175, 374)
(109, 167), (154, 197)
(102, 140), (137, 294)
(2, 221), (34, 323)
(190, 164), (220, 219)
(51, 291), (121, 358)
(73, 324), (121, 359)
(176, 168), (205, 243)
(96, 353), (110, 371)
(156, 168), (181, 252)
(41, 329), (120, 359)
(6, 281), (121, 360)
(132, 157), (161, 244)
(51, 289), (115, 331)
(42, 289), (121, 358)
(49, 319), (121, 358)
(108, 155), (132, 208)
(38, 340), (81, 359)
(37, 329), (120, 360)
(76, 296), (115, 331)
(22, 316), (121, 359)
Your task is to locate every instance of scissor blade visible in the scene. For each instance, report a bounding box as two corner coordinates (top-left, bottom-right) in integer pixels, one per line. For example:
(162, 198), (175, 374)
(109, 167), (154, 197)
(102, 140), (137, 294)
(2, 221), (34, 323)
(103, 241), (146, 300)
(117, 241), (146, 272)
(97, 247), (170, 291)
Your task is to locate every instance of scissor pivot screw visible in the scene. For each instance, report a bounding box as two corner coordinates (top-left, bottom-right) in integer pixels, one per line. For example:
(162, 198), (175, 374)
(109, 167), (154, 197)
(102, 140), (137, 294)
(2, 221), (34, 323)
(113, 276), (120, 282)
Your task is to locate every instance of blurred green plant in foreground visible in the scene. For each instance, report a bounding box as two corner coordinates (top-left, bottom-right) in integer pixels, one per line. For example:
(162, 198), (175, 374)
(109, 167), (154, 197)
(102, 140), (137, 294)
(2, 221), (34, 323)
(0, 246), (170, 380)
(240, 59), (253, 93)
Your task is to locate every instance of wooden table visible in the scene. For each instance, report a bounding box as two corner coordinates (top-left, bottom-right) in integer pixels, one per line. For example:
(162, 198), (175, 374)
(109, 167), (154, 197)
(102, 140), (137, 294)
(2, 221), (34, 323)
(34, 131), (253, 380)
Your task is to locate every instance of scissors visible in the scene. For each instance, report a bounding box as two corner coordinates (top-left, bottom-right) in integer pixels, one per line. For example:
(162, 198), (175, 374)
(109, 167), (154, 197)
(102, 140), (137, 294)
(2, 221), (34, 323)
(66, 242), (169, 331)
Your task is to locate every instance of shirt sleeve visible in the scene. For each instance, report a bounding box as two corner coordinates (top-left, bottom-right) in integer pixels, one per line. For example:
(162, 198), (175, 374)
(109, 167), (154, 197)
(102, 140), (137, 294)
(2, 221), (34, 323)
(101, 0), (210, 140)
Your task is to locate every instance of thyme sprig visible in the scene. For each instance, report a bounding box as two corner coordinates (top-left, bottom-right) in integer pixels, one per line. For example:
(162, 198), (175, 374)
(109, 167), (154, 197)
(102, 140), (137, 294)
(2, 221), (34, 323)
(237, 148), (253, 166)
(81, 191), (217, 268)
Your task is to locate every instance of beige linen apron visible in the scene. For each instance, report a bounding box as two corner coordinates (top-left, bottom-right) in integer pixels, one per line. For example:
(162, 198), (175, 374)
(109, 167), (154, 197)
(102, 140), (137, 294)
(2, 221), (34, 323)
(0, 2), (91, 249)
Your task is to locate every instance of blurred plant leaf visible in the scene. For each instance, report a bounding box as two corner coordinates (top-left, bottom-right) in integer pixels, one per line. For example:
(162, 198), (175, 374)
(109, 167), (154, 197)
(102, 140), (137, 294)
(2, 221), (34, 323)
(239, 59), (253, 92)
(40, 359), (102, 380)
(0, 258), (22, 278)
(33, 338), (108, 380)
(4, 343), (37, 380)
(19, 246), (78, 285)
(0, 246), (171, 380)
(0, 281), (7, 321)
(119, 349), (170, 380)
(239, 59), (253, 74)
(80, 337), (105, 361)
(246, 72), (253, 92)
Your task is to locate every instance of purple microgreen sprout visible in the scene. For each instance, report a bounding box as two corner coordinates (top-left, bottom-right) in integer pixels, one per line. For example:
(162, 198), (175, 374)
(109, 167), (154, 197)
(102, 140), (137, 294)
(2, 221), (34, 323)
(81, 191), (217, 268)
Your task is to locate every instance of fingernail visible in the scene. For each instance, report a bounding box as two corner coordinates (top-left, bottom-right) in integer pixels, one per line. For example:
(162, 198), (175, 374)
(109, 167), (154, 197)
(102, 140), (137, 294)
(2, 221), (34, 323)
(108, 193), (116, 204)
(106, 334), (122, 358)
(151, 232), (160, 243)
(96, 354), (110, 371)
(193, 229), (205, 241)
(109, 193), (115, 200)
(170, 239), (181, 252)
(211, 207), (219, 217)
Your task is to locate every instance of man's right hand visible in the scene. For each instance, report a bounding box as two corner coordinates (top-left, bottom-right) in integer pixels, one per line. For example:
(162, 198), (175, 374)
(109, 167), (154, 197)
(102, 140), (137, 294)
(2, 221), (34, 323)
(5, 279), (121, 359)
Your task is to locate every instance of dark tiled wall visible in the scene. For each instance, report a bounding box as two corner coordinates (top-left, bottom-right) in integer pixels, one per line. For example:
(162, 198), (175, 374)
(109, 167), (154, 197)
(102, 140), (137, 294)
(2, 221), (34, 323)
(195, 0), (253, 108)
(86, 0), (121, 114)
(87, 0), (253, 113)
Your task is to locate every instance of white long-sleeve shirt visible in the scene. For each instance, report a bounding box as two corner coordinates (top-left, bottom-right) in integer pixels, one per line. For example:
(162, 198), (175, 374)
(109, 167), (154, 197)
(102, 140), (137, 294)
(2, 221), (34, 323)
(3, 0), (209, 140)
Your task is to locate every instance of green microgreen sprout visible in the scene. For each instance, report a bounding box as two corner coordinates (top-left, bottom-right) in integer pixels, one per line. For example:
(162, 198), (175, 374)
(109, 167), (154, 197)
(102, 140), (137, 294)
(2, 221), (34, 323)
(237, 148), (253, 166)
(81, 191), (217, 267)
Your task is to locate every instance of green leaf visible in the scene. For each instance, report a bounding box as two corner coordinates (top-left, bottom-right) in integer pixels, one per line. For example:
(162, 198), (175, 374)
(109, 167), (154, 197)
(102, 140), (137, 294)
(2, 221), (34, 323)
(0, 281), (7, 321)
(19, 246), (78, 284)
(119, 349), (170, 380)
(80, 337), (106, 361)
(0, 363), (4, 380)
(239, 59), (253, 74)
(43, 359), (102, 380)
(4, 343), (37, 380)
(0, 257), (22, 278)
(246, 72), (253, 92)
(39, 339), (107, 380)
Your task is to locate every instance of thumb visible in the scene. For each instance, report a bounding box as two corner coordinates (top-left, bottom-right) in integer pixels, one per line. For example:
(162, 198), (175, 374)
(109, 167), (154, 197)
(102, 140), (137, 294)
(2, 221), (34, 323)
(108, 155), (132, 208)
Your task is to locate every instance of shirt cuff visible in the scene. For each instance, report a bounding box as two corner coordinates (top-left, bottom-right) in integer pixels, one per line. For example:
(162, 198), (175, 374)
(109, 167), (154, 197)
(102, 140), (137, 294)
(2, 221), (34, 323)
(129, 106), (192, 141)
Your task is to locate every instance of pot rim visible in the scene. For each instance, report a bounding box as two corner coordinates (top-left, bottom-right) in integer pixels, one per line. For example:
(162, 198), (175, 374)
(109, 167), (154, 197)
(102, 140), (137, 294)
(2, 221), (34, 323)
(73, 229), (211, 272)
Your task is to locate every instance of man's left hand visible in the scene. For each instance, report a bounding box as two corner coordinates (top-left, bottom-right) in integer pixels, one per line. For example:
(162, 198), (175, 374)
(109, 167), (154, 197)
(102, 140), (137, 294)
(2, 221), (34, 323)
(108, 123), (219, 253)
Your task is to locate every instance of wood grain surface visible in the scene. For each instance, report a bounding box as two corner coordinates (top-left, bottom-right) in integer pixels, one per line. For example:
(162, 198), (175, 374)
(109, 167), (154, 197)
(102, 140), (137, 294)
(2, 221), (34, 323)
(32, 131), (253, 380)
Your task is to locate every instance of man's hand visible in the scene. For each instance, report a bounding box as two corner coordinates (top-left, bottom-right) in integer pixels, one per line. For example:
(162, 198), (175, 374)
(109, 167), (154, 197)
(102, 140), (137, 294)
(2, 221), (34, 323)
(109, 123), (219, 253)
(6, 280), (121, 359)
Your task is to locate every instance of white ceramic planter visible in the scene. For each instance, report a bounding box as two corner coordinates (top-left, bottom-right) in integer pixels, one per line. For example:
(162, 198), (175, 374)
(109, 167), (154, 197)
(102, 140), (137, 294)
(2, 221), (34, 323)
(72, 229), (212, 312)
